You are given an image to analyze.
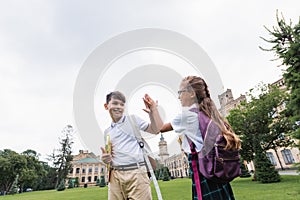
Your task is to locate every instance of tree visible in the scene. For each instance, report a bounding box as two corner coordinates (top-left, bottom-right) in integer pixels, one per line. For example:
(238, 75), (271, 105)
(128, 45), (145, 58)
(99, 175), (106, 187)
(254, 147), (280, 183)
(0, 149), (27, 193)
(68, 178), (74, 189)
(162, 167), (170, 181)
(239, 159), (251, 178)
(227, 84), (291, 183)
(56, 179), (65, 191)
(35, 162), (57, 190)
(49, 125), (74, 188)
(260, 11), (300, 141)
(19, 149), (46, 192)
(266, 112), (295, 170)
(9, 175), (19, 195)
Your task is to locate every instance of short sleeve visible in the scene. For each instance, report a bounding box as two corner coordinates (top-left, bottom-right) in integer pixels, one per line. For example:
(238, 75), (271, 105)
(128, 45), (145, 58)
(171, 109), (198, 133)
(170, 108), (203, 153)
(133, 114), (149, 131)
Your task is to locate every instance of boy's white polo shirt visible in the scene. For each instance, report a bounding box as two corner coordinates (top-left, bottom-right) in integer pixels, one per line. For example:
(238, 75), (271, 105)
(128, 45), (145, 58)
(171, 104), (203, 153)
(104, 115), (149, 166)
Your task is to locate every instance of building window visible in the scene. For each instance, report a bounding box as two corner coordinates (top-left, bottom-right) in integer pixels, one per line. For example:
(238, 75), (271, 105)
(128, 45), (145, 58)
(88, 176), (92, 182)
(82, 168), (86, 174)
(95, 166), (99, 173)
(94, 176), (98, 181)
(281, 149), (295, 164)
(88, 167), (93, 173)
(81, 177), (85, 183)
(266, 152), (277, 165)
(76, 168), (80, 174)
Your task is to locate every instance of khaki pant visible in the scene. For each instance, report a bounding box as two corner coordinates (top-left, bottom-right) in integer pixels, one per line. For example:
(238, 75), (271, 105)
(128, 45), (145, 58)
(109, 166), (152, 200)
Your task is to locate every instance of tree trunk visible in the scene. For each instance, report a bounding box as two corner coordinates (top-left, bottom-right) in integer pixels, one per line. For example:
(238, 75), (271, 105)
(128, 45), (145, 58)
(274, 148), (284, 170)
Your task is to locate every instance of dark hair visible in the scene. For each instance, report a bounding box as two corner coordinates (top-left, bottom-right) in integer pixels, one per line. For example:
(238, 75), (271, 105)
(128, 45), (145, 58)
(106, 91), (126, 104)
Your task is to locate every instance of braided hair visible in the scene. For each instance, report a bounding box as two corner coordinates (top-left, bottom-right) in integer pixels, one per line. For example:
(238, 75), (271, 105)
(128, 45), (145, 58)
(182, 76), (241, 150)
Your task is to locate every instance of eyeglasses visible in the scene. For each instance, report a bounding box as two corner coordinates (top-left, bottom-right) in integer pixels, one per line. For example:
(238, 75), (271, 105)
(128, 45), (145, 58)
(178, 89), (188, 95)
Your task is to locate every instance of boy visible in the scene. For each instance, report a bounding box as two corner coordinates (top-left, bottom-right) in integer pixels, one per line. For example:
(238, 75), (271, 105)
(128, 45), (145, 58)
(101, 91), (163, 200)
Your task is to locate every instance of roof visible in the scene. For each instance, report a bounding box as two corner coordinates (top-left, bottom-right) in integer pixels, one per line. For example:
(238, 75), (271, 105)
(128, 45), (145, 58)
(74, 157), (103, 164)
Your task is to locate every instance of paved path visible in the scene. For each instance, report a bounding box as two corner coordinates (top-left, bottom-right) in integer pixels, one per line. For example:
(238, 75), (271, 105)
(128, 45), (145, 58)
(278, 170), (299, 175)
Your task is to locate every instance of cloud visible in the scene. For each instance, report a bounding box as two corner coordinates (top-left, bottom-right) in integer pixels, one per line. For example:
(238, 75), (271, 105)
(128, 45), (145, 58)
(0, 0), (299, 159)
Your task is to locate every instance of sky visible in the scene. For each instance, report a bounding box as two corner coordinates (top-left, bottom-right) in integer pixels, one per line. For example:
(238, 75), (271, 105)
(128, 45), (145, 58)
(1, 0), (299, 161)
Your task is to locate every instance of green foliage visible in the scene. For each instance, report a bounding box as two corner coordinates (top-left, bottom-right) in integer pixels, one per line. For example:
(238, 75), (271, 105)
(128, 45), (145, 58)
(95, 177), (100, 186)
(99, 175), (106, 187)
(0, 149), (55, 193)
(157, 168), (164, 180)
(0, 149), (27, 192)
(36, 162), (57, 190)
(9, 175), (19, 195)
(49, 125), (74, 188)
(162, 167), (170, 181)
(227, 84), (293, 183)
(19, 150), (46, 192)
(56, 179), (65, 191)
(68, 178), (74, 189)
(260, 11), (300, 140)
(239, 160), (251, 178)
(254, 149), (280, 183)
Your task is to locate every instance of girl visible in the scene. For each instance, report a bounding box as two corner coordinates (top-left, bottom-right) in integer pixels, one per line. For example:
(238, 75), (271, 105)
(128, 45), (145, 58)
(161, 76), (241, 200)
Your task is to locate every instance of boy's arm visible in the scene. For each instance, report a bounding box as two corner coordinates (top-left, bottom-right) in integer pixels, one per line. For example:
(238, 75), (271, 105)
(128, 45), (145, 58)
(143, 94), (163, 134)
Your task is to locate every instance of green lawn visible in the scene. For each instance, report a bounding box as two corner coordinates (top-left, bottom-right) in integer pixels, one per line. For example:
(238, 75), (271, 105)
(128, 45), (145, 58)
(1, 175), (299, 200)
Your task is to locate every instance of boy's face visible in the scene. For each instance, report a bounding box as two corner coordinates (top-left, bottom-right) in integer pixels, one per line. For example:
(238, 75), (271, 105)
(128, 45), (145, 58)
(104, 97), (125, 122)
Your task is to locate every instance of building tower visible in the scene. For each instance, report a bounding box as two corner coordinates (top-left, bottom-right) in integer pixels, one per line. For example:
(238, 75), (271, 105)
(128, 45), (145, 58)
(218, 89), (246, 117)
(158, 133), (169, 165)
(218, 89), (234, 107)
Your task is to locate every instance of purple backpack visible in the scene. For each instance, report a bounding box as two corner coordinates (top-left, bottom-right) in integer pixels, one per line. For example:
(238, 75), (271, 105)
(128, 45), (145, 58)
(192, 109), (241, 183)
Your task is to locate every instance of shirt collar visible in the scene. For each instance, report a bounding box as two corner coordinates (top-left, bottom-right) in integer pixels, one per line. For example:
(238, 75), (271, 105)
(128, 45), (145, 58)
(182, 103), (199, 111)
(111, 115), (126, 128)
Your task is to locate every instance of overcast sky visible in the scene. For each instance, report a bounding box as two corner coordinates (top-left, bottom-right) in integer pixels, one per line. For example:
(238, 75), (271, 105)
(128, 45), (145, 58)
(1, 0), (299, 161)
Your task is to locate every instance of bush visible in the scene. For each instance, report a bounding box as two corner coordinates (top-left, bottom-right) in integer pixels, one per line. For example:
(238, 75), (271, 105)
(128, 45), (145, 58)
(56, 180), (66, 191)
(99, 175), (106, 187)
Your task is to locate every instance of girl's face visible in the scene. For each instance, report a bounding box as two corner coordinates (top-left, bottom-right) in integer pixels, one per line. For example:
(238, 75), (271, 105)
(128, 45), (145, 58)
(178, 81), (197, 107)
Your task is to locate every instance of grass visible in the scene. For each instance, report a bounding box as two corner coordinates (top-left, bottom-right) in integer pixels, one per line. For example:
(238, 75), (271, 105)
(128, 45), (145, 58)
(1, 175), (299, 200)
(231, 175), (300, 200)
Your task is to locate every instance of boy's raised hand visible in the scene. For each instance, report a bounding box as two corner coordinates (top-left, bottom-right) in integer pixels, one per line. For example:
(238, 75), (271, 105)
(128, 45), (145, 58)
(101, 147), (112, 164)
(143, 94), (158, 113)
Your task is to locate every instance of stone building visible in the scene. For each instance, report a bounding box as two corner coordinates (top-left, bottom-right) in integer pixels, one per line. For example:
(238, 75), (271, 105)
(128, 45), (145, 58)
(158, 134), (189, 178)
(218, 78), (299, 170)
(266, 78), (299, 169)
(218, 89), (246, 117)
(164, 152), (189, 178)
(69, 150), (106, 187)
(158, 134), (169, 164)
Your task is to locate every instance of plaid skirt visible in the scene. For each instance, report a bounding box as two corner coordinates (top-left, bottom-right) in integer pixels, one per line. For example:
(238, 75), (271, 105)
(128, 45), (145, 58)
(188, 154), (235, 200)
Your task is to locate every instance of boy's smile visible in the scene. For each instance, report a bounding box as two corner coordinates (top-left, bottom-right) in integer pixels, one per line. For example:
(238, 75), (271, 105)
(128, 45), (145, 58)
(104, 97), (125, 122)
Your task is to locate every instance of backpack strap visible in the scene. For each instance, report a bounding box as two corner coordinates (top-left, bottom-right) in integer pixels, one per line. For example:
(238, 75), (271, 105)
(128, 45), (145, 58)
(189, 139), (202, 200)
(127, 115), (163, 200)
(190, 108), (221, 157)
(189, 108), (210, 139)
